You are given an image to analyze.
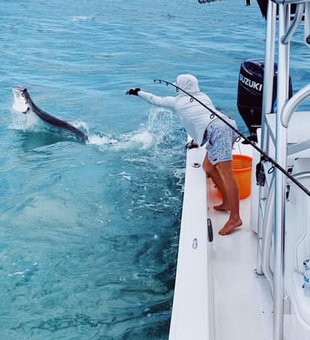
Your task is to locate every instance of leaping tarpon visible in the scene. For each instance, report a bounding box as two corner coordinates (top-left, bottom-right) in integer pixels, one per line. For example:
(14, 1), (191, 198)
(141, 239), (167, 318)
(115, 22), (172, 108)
(12, 87), (88, 142)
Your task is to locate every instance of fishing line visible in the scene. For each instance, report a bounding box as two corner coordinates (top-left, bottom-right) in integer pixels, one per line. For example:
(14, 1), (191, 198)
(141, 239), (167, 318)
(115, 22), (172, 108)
(154, 78), (310, 197)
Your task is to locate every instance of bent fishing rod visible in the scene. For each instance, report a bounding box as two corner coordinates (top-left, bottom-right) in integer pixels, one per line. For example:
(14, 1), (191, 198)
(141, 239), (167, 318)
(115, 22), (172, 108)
(154, 78), (310, 197)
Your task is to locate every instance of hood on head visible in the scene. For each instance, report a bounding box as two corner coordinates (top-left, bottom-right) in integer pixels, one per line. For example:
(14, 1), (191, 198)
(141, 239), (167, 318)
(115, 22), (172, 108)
(175, 74), (200, 94)
(12, 87), (31, 114)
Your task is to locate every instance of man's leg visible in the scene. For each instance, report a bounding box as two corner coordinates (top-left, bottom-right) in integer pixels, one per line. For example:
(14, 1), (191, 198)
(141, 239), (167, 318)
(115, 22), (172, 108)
(203, 155), (230, 211)
(216, 161), (242, 235)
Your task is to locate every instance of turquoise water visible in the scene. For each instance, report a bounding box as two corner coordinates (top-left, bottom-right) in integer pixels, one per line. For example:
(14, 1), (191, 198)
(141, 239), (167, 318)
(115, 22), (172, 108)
(1, 1), (309, 339)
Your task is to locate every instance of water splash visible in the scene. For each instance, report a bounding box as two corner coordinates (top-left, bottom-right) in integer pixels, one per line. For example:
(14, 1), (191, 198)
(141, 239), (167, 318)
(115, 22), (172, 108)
(9, 110), (41, 131)
(109, 107), (176, 151)
(9, 106), (177, 152)
(71, 120), (89, 133)
(9, 109), (91, 144)
(87, 134), (118, 146)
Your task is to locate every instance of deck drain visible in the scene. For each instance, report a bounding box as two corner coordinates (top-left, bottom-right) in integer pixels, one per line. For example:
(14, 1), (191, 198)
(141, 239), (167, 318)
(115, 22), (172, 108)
(192, 162), (201, 168)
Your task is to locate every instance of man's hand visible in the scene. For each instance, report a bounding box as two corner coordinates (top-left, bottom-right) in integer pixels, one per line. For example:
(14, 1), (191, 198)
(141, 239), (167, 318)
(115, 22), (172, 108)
(126, 88), (141, 96)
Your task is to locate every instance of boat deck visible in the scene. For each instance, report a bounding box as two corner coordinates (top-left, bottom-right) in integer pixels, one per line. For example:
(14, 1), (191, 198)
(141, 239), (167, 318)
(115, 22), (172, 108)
(168, 141), (274, 340)
(208, 183), (271, 340)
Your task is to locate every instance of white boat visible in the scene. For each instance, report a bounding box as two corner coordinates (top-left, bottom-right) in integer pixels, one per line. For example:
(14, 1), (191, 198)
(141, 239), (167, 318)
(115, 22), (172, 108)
(168, 1), (310, 339)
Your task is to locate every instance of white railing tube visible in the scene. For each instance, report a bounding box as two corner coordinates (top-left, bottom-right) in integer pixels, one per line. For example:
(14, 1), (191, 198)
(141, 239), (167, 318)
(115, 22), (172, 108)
(261, 176), (275, 287)
(272, 0), (308, 4)
(256, 0), (277, 276)
(281, 84), (310, 127)
(281, 3), (305, 45)
(261, 0), (277, 151)
(273, 4), (290, 340)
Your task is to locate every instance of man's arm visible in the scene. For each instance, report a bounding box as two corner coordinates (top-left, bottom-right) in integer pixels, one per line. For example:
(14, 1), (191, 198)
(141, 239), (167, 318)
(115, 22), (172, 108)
(138, 90), (176, 109)
(127, 88), (176, 109)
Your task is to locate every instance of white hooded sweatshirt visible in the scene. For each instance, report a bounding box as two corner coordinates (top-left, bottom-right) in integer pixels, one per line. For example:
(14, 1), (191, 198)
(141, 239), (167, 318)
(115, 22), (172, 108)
(138, 74), (226, 146)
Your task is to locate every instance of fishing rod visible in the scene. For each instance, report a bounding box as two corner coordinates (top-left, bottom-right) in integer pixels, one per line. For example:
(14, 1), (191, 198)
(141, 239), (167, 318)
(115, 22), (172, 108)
(154, 78), (310, 197)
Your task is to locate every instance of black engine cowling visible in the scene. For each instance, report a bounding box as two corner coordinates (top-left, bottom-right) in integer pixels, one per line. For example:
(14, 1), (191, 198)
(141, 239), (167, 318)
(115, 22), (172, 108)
(237, 60), (275, 137)
(237, 59), (293, 139)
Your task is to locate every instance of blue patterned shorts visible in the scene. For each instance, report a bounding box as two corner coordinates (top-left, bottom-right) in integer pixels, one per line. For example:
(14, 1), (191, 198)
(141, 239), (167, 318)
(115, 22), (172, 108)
(202, 117), (238, 166)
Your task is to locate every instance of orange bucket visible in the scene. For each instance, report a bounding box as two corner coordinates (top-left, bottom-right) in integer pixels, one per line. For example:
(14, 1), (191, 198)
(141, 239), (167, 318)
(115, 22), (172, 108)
(216, 154), (252, 200)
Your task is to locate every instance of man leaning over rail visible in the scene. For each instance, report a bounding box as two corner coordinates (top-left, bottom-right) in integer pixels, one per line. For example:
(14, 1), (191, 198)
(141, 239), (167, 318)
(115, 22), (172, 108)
(126, 74), (242, 235)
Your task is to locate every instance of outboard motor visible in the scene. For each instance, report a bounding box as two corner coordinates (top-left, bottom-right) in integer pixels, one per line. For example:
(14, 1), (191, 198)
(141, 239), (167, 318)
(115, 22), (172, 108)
(237, 60), (275, 141)
(237, 59), (293, 141)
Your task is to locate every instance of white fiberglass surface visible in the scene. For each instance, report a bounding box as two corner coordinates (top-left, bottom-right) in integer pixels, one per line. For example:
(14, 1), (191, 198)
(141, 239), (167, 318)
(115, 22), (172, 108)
(209, 190), (265, 340)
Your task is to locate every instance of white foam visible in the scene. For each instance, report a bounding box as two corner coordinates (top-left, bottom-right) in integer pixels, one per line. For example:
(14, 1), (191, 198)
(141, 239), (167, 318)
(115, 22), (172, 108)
(173, 168), (186, 192)
(87, 134), (118, 146)
(113, 130), (154, 150)
(121, 172), (132, 181)
(110, 107), (175, 151)
(71, 120), (89, 132)
(130, 130), (154, 148)
(70, 16), (95, 22)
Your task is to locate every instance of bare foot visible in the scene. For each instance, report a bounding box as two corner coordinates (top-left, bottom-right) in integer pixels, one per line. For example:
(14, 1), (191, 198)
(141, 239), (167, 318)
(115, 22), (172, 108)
(214, 203), (230, 212)
(219, 218), (242, 236)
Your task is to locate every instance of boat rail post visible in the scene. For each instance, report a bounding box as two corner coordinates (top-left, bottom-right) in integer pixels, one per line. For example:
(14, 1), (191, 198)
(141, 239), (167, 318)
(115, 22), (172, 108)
(261, 178), (275, 287)
(257, 0), (277, 276)
(273, 3), (290, 340)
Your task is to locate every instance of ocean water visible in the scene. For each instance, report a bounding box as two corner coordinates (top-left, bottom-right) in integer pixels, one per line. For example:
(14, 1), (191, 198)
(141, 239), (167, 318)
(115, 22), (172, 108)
(0, 1), (309, 339)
